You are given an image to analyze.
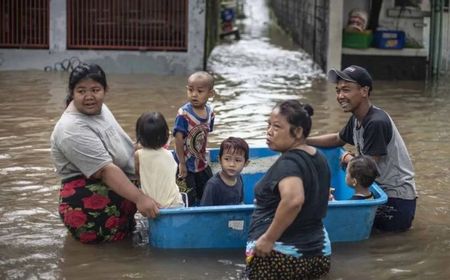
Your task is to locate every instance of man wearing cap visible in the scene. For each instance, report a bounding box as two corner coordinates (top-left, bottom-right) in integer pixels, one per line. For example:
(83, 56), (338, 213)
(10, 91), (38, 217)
(307, 65), (417, 232)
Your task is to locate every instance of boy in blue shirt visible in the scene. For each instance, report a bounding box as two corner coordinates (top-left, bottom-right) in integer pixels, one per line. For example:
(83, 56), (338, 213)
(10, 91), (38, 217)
(174, 71), (215, 206)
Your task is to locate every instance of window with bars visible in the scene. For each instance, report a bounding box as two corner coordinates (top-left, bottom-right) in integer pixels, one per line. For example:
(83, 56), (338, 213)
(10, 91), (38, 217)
(67, 0), (188, 51)
(0, 0), (49, 49)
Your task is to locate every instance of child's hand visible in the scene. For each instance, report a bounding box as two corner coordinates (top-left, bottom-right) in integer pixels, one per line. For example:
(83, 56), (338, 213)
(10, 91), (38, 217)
(178, 163), (187, 179)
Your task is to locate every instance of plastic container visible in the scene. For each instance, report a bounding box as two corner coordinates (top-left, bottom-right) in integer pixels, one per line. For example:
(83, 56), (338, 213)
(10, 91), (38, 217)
(342, 30), (373, 49)
(148, 147), (388, 249)
(373, 30), (405, 49)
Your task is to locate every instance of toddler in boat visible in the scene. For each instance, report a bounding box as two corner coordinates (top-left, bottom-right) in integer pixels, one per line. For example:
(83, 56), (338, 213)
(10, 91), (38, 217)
(173, 71), (215, 206)
(346, 155), (379, 200)
(200, 137), (249, 206)
(135, 112), (184, 208)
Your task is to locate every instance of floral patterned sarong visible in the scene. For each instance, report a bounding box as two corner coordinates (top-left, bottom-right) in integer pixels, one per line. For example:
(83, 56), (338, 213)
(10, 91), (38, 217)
(58, 176), (137, 244)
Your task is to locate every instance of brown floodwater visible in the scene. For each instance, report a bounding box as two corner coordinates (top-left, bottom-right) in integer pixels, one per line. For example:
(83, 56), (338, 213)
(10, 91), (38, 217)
(1, 0), (450, 279)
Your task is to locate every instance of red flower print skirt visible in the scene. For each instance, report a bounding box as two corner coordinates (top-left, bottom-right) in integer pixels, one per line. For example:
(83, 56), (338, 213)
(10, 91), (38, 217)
(58, 176), (137, 244)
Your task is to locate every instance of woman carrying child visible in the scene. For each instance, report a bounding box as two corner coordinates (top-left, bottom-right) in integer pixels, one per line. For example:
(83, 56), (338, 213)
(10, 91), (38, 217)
(135, 112), (184, 208)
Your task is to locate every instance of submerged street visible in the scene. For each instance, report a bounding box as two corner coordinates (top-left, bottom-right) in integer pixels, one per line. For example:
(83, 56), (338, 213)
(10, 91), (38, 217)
(0, 0), (450, 279)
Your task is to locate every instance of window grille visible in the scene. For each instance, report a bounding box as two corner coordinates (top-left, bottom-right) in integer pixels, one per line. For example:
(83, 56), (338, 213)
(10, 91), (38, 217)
(0, 0), (49, 48)
(67, 0), (188, 51)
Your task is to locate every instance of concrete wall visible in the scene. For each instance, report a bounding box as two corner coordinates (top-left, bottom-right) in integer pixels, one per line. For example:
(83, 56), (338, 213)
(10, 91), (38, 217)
(0, 0), (207, 75)
(327, 0), (344, 72)
(270, 0), (330, 71)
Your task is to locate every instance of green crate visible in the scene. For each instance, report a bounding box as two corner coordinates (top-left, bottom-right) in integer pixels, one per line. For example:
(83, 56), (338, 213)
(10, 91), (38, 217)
(342, 30), (373, 49)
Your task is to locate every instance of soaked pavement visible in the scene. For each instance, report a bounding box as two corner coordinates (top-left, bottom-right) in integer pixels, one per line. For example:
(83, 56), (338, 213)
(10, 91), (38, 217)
(1, 0), (450, 279)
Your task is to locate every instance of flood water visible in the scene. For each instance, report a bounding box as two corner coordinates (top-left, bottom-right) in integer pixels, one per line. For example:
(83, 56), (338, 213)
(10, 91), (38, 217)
(1, 0), (450, 279)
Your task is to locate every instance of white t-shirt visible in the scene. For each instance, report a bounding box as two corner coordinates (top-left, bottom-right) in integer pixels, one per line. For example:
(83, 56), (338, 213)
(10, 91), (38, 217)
(50, 104), (135, 180)
(137, 148), (184, 208)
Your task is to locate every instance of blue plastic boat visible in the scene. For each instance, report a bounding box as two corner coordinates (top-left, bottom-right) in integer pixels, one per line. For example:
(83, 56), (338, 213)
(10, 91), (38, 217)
(148, 147), (387, 249)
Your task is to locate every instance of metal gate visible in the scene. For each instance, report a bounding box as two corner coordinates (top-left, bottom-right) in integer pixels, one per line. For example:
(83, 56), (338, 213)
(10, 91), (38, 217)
(0, 0), (49, 48)
(67, 0), (188, 51)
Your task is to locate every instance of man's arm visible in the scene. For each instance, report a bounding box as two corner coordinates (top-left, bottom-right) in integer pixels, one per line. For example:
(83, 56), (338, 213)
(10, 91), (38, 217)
(306, 133), (346, 147)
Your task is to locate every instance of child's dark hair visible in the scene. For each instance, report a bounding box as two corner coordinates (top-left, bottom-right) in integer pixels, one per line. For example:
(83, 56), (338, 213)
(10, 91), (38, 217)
(276, 100), (314, 138)
(348, 155), (380, 188)
(135, 112), (169, 149)
(219, 137), (249, 161)
(66, 63), (107, 108)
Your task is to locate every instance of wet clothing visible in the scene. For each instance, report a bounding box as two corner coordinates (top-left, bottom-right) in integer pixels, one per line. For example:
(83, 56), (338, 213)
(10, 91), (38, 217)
(339, 105), (417, 231)
(51, 104), (138, 243)
(200, 172), (243, 206)
(246, 149), (331, 278)
(137, 148), (184, 208)
(246, 251), (330, 280)
(173, 102), (215, 173)
(58, 176), (137, 244)
(374, 197), (416, 232)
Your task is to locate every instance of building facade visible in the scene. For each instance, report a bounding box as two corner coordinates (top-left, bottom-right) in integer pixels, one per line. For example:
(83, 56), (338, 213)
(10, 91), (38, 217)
(0, 0), (217, 74)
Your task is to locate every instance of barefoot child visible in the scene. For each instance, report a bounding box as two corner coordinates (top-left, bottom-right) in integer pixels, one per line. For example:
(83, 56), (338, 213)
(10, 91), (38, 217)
(135, 112), (184, 208)
(200, 137), (249, 206)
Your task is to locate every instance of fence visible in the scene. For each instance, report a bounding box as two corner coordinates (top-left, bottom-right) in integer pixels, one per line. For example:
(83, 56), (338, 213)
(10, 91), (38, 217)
(67, 0), (188, 51)
(0, 0), (49, 48)
(270, 0), (329, 70)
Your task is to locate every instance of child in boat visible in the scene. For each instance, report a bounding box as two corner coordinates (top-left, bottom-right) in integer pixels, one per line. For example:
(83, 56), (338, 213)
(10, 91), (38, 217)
(173, 71), (215, 206)
(200, 137), (249, 206)
(135, 112), (184, 208)
(346, 155), (380, 200)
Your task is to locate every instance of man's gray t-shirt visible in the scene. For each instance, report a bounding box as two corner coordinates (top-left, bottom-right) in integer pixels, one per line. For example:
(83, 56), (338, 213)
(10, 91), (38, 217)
(339, 106), (417, 200)
(50, 104), (135, 181)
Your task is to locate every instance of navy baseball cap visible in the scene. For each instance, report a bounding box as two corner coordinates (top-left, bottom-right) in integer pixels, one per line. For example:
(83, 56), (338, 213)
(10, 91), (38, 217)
(328, 65), (373, 90)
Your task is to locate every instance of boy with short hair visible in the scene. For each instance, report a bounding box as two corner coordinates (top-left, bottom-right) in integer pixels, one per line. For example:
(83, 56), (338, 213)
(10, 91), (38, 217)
(174, 71), (215, 206)
(345, 155), (379, 200)
(201, 137), (249, 206)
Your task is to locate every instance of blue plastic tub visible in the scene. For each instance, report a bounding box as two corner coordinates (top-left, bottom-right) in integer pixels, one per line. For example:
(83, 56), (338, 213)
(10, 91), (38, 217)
(148, 147), (387, 249)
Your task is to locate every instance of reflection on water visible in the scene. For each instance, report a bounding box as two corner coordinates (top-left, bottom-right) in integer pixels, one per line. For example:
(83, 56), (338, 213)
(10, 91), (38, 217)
(1, 0), (450, 279)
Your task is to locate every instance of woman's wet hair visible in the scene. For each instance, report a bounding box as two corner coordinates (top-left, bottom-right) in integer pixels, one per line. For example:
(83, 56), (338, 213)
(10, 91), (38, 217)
(219, 137), (249, 161)
(135, 112), (169, 149)
(276, 99), (314, 138)
(348, 155), (380, 188)
(66, 63), (107, 108)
